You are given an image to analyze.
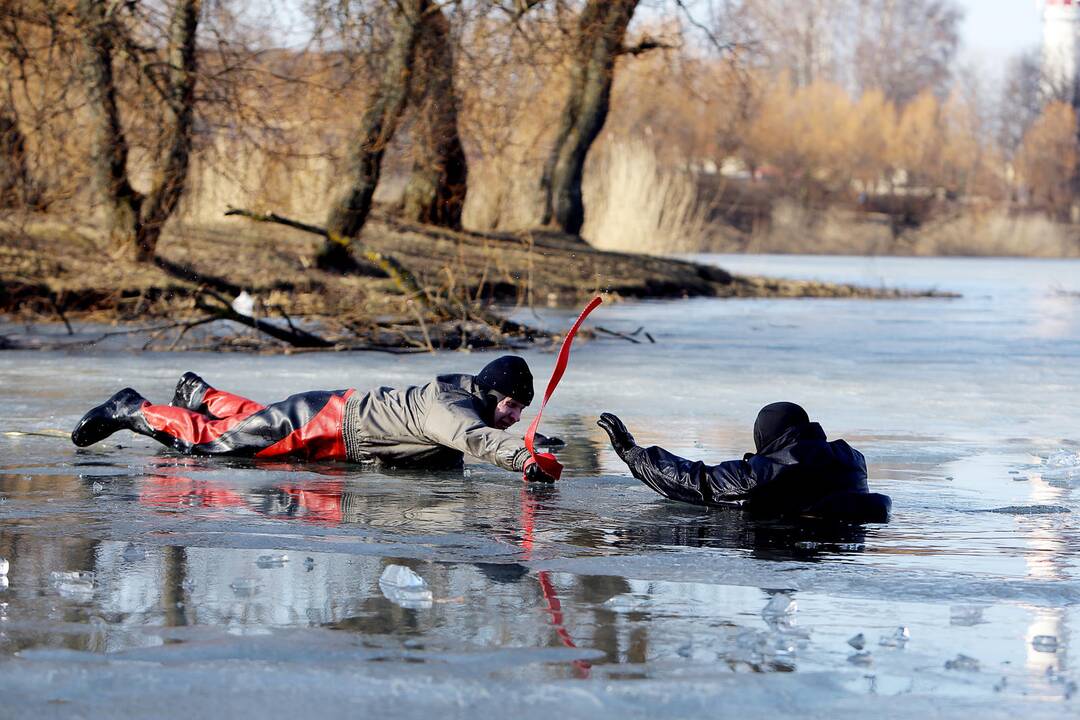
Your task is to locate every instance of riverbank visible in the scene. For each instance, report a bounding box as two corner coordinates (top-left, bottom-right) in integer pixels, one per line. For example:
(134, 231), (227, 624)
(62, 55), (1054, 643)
(0, 212), (951, 352)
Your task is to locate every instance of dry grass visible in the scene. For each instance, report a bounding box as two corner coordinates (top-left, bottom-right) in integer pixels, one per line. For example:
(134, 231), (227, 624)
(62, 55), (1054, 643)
(910, 212), (1080, 257)
(580, 140), (709, 253)
(741, 200), (896, 255)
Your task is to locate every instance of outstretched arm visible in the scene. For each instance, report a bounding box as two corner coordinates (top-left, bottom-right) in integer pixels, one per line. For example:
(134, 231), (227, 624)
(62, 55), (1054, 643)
(424, 392), (533, 472)
(597, 412), (755, 506)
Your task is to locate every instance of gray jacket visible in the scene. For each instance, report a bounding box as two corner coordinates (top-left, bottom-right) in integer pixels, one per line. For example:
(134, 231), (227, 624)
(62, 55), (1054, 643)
(341, 373), (531, 471)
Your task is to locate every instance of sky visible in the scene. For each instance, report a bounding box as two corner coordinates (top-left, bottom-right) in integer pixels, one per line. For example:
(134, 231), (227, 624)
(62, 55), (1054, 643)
(957, 0), (1042, 68)
(253, 0), (1046, 84)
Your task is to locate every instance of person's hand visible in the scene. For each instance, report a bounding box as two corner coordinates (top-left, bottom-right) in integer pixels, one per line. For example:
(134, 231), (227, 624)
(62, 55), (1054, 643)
(523, 453), (562, 483)
(597, 412), (636, 460)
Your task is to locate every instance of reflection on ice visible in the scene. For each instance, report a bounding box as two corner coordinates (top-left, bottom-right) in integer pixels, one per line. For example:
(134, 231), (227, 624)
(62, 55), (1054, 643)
(50, 571), (96, 602)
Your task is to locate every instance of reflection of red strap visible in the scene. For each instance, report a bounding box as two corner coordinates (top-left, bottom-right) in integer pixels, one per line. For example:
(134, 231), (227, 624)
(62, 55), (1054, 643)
(524, 296), (603, 461)
(521, 486), (591, 678)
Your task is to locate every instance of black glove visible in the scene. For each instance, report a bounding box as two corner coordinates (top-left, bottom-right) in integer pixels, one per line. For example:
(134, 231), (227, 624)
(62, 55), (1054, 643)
(597, 412), (636, 460)
(533, 432), (565, 448)
(523, 455), (561, 483)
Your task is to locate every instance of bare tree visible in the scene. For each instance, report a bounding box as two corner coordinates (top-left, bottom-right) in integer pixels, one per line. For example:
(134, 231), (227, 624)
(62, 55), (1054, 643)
(540, 0), (640, 236)
(77, 0), (200, 262)
(735, 0), (854, 87)
(323, 0), (428, 268)
(401, 2), (468, 228)
(999, 50), (1042, 159)
(0, 1), (81, 210)
(0, 104), (36, 207)
(852, 0), (962, 106)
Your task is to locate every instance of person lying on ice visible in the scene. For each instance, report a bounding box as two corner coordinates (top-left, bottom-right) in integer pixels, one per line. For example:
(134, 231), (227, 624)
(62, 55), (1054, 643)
(70, 355), (561, 482)
(596, 402), (891, 522)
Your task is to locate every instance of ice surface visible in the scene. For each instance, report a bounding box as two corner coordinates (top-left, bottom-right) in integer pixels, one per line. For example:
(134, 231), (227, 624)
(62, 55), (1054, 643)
(230, 578), (259, 597)
(3, 257), (1080, 718)
(761, 593), (796, 618)
(945, 654), (980, 672)
(256, 554), (289, 568)
(949, 606), (984, 627)
(379, 565), (433, 610)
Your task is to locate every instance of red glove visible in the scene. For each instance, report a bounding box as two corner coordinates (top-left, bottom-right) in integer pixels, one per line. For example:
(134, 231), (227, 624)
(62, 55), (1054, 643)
(523, 452), (563, 482)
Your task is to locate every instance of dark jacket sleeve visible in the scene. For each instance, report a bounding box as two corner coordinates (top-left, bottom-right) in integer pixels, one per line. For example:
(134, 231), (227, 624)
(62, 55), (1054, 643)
(624, 445), (757, 506)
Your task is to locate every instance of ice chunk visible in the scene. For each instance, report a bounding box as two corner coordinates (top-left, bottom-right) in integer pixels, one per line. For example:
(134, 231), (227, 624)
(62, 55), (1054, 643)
(231, 290), (255, 317)
(1032, 635), (1059, 653)
(761, 593), (796, 618)
(304, 557), (316, 571)
(50, 571), (95, 601)
(91, 482), (104, 494)
(847, 651), (873, 666)
(229, 578), (258, 597)
(121, 545), (146, 562)
(847, 633), (865, 650)
(945, 654), (980, 671)
(603, 594), (649, 613)
(378, 564), (433, 610)
(878, 626), (910, 648)
(950, 605), (984, 627)
(0, 557), (8, 575)
(256, 554), (288, 568)
(1046, 450), (1080, 468)
(675, 642), (715, 661)
(836, 542), (865, 552)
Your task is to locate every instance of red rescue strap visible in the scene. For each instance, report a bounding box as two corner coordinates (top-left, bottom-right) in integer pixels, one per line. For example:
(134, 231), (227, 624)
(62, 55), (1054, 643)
(522, 296), (603, 480)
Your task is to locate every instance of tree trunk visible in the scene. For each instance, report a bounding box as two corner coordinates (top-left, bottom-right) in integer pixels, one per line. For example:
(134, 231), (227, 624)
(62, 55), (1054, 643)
(0, 106), (36, 208)
(78, 0), (143, 259)
(78, 0), (200, 263)
(401, 3), (467, 229)
(540, 0), (638, 237)
(138, 0), (200, 262)
(324, 0), (427, 268)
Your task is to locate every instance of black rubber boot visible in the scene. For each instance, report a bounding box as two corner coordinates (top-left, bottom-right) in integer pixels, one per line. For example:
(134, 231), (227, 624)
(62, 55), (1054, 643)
(71, 388), (153, 447)
(170, 371), (210, 412)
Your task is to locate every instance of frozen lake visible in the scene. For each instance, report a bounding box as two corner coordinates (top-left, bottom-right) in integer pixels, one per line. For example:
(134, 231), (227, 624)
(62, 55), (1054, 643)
(1, 254), (1079, 718)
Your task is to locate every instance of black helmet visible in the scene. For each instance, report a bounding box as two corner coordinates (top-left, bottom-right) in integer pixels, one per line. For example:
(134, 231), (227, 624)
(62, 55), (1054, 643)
(476, 355), (534, 406)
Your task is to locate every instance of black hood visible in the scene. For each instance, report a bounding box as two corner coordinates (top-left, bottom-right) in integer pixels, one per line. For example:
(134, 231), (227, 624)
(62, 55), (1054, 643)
(745, 421), (870, 517)
(754, 402), (810, 453)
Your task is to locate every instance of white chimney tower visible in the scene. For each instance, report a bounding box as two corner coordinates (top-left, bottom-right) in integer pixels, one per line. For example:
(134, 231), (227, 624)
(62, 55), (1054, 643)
(1042, 0), (1080, 103)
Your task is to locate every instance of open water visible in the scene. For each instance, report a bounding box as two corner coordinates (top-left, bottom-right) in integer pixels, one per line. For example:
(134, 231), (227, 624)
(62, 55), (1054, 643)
(0, 255), (1079, 718)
